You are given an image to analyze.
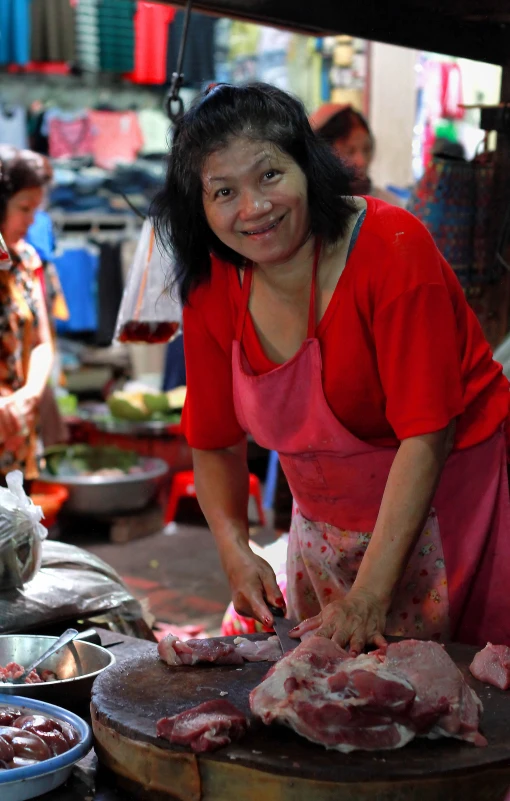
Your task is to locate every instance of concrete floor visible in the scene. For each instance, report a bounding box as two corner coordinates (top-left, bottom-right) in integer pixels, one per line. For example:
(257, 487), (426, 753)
(60, 512), (278, 637)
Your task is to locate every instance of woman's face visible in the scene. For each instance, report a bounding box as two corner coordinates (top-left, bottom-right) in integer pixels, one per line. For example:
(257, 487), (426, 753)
(202, 137), (310, 267)
(2, 187), (44, 248)
(333, 125), (373, 181)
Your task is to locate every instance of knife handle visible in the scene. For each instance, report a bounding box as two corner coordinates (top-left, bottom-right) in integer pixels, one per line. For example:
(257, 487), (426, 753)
(267, 603), (285, 618)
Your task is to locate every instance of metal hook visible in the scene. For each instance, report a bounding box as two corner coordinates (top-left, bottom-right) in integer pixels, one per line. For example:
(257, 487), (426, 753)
(163, 0), (193, 123)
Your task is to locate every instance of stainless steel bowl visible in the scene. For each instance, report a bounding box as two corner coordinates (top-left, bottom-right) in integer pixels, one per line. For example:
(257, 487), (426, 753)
(37, 457), (168, 515)
(0, 635), (115, 704)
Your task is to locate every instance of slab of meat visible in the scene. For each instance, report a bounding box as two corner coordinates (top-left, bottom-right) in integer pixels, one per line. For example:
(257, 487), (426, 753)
(158, 636), (244, 666)
(250, 637), (486, 752)
(0, 727), (52, 762)
(158, 634), (281, 666)
(469, 643), (510, 690)
(233, 636), (281, 662)
(157, 700), (247, 753)
(385, 640), (485, 746)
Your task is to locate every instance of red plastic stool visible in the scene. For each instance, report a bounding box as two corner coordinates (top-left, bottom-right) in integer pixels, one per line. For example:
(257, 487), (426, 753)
(165, 470), (265, 526)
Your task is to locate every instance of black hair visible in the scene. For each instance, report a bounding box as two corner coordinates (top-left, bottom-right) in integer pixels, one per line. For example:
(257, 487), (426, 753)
(315, 107), (373, 148)
(151, 83), (355, 305)
(0, 146), (52, 224)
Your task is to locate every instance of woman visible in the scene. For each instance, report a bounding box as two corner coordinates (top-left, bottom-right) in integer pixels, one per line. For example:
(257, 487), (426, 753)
(309, 103), (398, 204)
(0, 146), (54, 484)
(153, 83), (510, 652)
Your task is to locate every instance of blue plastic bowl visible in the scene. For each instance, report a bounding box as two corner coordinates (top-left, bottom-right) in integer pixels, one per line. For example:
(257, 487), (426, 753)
(0, 694), (92, 801)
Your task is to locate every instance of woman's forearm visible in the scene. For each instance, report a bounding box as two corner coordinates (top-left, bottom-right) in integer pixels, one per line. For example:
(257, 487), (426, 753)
(193, 440), (251, 556)
(25, 342), (53, 399)
(353, 421), (456, 608)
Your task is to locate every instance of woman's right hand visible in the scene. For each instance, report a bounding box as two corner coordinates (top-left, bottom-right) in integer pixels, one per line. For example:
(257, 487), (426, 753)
(223, 544), (286, 627)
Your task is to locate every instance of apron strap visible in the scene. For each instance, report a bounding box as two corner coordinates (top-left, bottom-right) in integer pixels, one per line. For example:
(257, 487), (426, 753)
(235, 238), (323, 343)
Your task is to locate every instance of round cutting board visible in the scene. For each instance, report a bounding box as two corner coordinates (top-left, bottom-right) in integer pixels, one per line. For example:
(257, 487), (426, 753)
(91, 639), (510, 801)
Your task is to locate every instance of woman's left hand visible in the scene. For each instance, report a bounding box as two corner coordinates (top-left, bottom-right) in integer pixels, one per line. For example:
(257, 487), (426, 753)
(289, 588), (388, 656)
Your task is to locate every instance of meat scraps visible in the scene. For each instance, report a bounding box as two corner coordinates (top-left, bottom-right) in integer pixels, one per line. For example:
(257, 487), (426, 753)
(158, 634), (281, 667)
(0, 662), (57, 684)
(250, 637), (486, 752)
(470, 643), (510, 690)
(157, 700), (247, 753)
(0, 708), (78, 770)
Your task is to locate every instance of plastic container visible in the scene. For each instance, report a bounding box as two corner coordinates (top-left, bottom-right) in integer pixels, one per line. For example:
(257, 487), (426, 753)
(30, 483), (69, 528)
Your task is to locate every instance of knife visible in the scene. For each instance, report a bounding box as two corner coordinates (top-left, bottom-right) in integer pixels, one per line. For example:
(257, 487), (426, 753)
(268, 605), (300, 654)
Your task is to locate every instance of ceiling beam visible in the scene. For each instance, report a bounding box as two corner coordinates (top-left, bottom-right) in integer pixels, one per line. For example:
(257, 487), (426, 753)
(155, 0), (509, 64)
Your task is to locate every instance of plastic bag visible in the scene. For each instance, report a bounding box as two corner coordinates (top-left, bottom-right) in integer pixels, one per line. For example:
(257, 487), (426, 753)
(115, 219), (182, 344)
(0, 470), (47, 590)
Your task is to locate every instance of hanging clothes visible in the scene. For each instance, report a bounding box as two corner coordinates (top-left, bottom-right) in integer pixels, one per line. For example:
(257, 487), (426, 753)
(127, 1), (175, 85)
(98, 0), (136, 73)
(94, 241), (124, 347)
(0, 0), (30, 66)
(31, 0), (76, 63)
(0, 105), (28, 149)
(75, 0), (100, 73)
(48, 111), (94, 159)
(54, 242), (99, 334)
(137, 109), (170, 157)
(89, 110), (143, 170)
(166, 10), (216, 88)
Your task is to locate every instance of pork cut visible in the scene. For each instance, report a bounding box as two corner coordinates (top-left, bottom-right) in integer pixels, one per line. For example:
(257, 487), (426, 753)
(157, 700), (247, 753)
(233, 636), (281, 662)
(158, 636), (244, 666)
(470, 643), (510, 690)
(250, 637), (486, 752)
(158, 634), (282, 667)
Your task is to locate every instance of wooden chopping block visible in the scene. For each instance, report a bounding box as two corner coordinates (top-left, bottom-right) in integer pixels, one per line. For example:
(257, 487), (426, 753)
(91, 639), (510, 801)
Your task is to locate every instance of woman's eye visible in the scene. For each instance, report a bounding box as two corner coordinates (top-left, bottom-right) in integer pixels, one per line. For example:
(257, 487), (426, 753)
(215, 188), (231, 199)
(263, 170), (279, 181)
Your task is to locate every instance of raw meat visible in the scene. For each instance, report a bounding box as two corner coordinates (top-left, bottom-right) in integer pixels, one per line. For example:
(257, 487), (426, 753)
(385, 640), (486, 746)
(0, 727), (52, 762)
(157, 700), (248, 753)
(158, 634), (281, 667)
(233, 636), (282, 662)
(13, 715), (69, 755)
(0, 662), (58, 684)
(0, 707), (79, 769)
(469, 643), (510, 690)
(250, 637), (486, 752)
(158, 636), (244, 666)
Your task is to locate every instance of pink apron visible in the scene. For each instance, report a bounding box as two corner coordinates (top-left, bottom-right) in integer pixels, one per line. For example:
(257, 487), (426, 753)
(232, 243), (510, 647)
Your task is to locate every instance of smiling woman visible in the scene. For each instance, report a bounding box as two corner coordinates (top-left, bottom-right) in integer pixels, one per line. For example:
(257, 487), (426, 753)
(152, 83), (510, 656)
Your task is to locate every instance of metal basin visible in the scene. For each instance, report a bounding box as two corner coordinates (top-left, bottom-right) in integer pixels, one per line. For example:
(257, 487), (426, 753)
(0, 635), (115, 704)
(37, 447), (168, 515)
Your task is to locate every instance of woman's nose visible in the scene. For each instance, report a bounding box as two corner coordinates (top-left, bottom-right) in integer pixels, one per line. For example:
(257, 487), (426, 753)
(238, 190), (271, 221)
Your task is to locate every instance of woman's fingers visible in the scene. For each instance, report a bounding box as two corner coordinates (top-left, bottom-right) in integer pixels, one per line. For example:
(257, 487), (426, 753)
(289, 613), (322, 638)
(371, 632), (387, 651)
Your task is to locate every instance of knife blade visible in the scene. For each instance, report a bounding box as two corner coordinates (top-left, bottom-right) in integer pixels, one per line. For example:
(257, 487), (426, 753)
(268, 605), (300, 654)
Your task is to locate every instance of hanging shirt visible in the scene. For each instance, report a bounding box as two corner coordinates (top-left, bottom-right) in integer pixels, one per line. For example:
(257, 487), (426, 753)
(98, 0), (136, 73)
(182, 197), (510, 453)
(127, 1), (175, 85)
(75, 0), (100, 72)
(89, 110), (143, 169)
(166, 11), (216, 88)
(0, 105), (28, 149)
(48, 112), (94, 159)
(26, 210), (55, 263)
(54, 242), (99, 333)
(0, 0), (30, 66)
(31, 0), (75, 63)
(137, 108), (170, 156)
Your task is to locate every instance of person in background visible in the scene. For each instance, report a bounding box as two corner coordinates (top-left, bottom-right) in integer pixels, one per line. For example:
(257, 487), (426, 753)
(309, 103), (399, 204)
(0, 146), (54, 486)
